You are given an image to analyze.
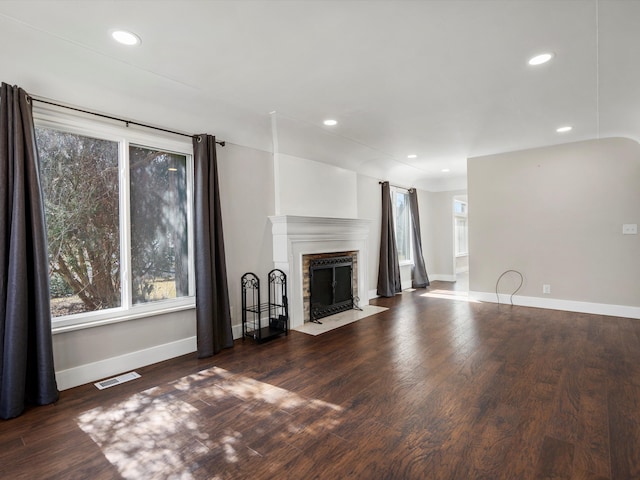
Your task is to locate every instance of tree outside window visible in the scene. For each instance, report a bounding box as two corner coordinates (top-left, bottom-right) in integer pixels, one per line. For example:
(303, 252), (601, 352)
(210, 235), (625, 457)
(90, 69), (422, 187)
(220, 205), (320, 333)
(37, 128), (121, 316)
(129, 145), (189, 304)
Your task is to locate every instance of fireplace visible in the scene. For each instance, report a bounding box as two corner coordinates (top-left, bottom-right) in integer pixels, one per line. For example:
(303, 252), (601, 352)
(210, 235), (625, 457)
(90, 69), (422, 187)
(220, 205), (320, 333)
(269, 215), (371, 329)
(308, 254), (354, 322)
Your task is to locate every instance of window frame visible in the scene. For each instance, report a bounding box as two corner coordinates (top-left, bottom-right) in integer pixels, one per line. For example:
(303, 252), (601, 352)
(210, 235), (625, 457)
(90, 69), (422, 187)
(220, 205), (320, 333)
(454, 199), (469, 257)
(391, 187), (414, 266)
(34, 104), (196, 333)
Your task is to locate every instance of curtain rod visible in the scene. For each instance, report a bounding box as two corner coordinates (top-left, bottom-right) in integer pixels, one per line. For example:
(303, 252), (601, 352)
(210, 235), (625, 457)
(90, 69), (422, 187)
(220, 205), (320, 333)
(32, 97), (225, 147)
(379, 181), (412, 191)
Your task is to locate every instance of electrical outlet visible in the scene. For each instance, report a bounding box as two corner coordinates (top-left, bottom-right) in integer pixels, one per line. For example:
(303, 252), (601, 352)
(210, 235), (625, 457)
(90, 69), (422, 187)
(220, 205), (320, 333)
(623, 224), (638, 235)
(543, 284), (551, 294)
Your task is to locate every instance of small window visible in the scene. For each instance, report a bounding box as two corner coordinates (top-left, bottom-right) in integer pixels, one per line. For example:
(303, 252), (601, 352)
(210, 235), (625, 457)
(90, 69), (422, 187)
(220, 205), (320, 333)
(392, 188), (413, 264)
(454, 199), (467, 215)
(129, 145), (190, 304)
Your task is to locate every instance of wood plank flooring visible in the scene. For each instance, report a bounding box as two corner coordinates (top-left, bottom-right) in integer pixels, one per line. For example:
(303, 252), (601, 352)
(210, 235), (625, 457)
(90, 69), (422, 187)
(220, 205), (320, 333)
(2, 281), (640, 479)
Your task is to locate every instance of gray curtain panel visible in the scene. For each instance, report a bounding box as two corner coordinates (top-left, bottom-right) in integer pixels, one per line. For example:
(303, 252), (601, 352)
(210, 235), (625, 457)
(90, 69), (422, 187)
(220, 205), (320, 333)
(192, 134), (233, 357)
(0, 83), (58, 419)
(377, 181), (401, 297)
(408, 188), (430, 288)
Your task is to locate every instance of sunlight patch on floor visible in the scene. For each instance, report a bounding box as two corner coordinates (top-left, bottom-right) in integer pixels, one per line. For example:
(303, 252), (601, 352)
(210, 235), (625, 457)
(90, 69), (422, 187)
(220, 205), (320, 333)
(420, 289), (481, 303)
(77, 366), (344, 479)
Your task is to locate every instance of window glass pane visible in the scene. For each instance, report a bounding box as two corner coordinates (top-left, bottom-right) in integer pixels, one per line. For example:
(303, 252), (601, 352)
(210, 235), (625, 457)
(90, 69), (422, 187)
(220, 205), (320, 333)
(36, 128), (121, 317)
(394, 191), (411, 262)
(454, 200), (467, 215)
(455, 217), (468, 256)
(129, 146), (189, 304)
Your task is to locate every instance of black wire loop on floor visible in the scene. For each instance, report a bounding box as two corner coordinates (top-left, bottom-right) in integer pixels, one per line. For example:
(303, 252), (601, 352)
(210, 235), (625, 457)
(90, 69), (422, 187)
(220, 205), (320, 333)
(495, 270), (523, 306)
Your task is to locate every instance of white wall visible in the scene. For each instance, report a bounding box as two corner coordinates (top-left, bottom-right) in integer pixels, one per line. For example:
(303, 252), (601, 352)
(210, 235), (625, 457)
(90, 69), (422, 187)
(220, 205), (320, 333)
(468, 137), (640, 317)
(53, 310), (196, 390)
(218, 144), (276, 336)
(275, 153), (358, 218)
(356, 174), (382, 296)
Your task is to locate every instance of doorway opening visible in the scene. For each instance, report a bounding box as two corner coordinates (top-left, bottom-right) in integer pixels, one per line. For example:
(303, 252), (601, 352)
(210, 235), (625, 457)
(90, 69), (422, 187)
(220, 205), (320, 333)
(453, 195), (469, 291)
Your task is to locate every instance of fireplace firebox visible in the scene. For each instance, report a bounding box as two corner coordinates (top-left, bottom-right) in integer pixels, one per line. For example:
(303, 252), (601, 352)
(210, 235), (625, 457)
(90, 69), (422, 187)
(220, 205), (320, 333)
(309, 256), (354, 322)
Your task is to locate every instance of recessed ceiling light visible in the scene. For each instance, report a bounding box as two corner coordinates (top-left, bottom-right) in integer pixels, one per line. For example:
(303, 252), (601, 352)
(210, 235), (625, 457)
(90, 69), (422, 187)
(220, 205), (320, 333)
(323, 119), (337, 126)
(556, 126), (573, 133)
(407, 154), (417, 159)
(111, 30), (141, 46)
(528, 53), (554, 66)
(441, 168), (450, 173)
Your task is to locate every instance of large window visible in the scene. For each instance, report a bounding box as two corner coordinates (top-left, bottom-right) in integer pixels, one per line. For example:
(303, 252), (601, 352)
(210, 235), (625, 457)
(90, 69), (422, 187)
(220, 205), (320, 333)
(391, 188), (413, 264)
(35, 108), (194, 329)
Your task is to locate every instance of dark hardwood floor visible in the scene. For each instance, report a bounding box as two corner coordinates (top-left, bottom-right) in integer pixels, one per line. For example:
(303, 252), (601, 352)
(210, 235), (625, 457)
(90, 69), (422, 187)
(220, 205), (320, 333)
(3, 281), (640, 479)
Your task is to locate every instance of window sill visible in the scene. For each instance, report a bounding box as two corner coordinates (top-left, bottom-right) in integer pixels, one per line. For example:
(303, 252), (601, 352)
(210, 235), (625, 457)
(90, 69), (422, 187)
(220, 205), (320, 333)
(399, 260), (415, 267)
(52, 300), (196, 335)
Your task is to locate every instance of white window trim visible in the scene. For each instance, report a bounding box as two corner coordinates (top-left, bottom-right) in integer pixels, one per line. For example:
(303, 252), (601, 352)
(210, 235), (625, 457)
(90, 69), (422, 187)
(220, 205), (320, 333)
(34, 104), (196, 333)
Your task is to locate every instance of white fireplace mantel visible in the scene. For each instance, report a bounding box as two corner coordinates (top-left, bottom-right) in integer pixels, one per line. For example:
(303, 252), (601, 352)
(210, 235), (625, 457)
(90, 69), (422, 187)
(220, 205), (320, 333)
(269, 215), (371, 329)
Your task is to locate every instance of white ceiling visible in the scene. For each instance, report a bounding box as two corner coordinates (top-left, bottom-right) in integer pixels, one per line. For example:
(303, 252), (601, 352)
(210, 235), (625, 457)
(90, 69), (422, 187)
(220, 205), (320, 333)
(1, 0), (639, 191)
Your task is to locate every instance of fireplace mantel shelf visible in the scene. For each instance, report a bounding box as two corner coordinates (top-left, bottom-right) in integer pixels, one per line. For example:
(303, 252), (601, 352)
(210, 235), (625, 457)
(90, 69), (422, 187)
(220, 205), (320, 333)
(269, 215), (371, 235)
(269, 215), (371, 224)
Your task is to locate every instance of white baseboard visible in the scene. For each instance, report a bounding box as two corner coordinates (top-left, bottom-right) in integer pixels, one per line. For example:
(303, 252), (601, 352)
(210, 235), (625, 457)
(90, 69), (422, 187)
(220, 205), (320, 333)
(55, 336), (197, 391)
(232, 323), (243, 339)
(469, 291), (640, 320)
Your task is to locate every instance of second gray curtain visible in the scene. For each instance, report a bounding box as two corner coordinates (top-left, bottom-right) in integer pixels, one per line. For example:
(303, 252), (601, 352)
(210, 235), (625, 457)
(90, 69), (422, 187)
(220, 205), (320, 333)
(377, 181), (401, 297)
(408, 188), (430, 288)
(192, 135), (233, 357)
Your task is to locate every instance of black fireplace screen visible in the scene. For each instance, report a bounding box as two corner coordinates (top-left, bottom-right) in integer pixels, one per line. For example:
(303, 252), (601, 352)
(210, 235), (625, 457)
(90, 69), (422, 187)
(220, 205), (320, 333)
(309, 255), (353, 321)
